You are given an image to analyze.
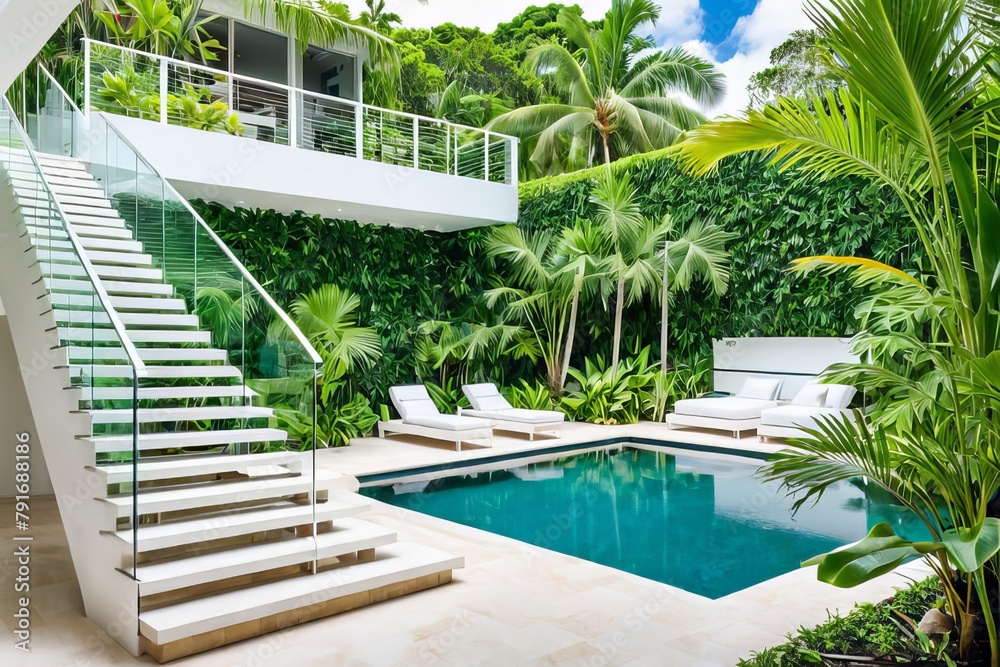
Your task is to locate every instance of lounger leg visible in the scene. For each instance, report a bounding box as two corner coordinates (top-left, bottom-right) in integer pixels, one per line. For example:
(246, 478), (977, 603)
(377, 423), (385, 438)
(529, 432), (534, 442)
(456, 440), (462, 452)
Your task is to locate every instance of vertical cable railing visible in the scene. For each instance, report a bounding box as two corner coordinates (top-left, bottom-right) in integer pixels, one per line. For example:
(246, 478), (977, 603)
(83, 39), (519, 185)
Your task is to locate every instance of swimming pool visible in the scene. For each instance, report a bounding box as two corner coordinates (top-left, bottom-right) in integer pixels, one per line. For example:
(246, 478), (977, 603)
(361, 446), (926, 598)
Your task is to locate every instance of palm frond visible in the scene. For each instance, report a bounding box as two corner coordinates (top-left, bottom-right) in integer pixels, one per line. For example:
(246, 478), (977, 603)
(621, 47), (726, 106)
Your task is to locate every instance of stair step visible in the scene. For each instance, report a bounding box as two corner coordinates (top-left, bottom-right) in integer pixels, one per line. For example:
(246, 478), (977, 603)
(38, 164), (91, 180)
(69, 223), (135, 240)
(109, 494), (371, 551)
(100, 469), (345, 517)
(70, 364), (239, 379)
(41, 262), (163, 282)
(99, 280), (174, 297)
(138, 542), (462, 646)
(58, 327), (210, 344)
(78, 384), (253, 402)
(36, 152), (88, 169)
(54, 310), (199, 328)
(50, 294), (185, 311)
(84, 427), (286, 454)
(49, 182), (103, 198)
(131, 518), (397, 597)
(63, 346), (227, 363)
(62, 201), (118, 216)
(87, 406), (272, 424)
(45, 278), (173, 297)
(91, 451), (309, 484)
(86, 250), (154, 267)
(34, 235), (144, 254)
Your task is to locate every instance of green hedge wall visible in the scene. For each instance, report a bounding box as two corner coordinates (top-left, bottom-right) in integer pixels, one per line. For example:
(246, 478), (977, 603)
(517, 150), (921, 362)
(192, 202), (493, 401)
(193, 149), (919, 401)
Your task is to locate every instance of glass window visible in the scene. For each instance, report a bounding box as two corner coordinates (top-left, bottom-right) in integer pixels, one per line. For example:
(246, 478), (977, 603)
(233, 22), (289, 85)
(301, 46), (356, 101)
(196, 13), (230, 71)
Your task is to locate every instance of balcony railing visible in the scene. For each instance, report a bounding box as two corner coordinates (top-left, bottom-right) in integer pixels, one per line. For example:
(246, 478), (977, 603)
(84, 39), (519, 186)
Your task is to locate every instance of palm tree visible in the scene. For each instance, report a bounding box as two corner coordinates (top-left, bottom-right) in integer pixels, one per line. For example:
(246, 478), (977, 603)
(673, 0), (1000, 662)
(357, 0), (401, 35)
(485, 224), (603, 395)
(242, 0), (398, 70)
(660, 218), (735, 370)
(590, 174), (669, 374)
(269, 284), (382, 402)
(488, 0), (726, 177)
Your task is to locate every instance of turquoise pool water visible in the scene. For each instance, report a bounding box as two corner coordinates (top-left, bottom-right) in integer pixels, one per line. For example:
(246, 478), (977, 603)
(361, 447), (926, 598)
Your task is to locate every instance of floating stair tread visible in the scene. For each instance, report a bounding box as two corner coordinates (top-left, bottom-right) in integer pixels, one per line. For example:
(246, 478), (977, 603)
(90, 451), (309, 484)
(55, 310), (198, 328)
(96, 280), (174, 296)
(98, 469), (348, 517)
(85, 427), (286, 453)
(79, 384), (254, 402)
(63, 347), (227, 363)
(86, 250), (154, 267)
(131, 518), (398, 596)
(69, 224), (135, 240)
(69, 365), (239, 379)
(108, 494), (371, 551)
(138, 542), (463, 645)
(86, 406), (273, 424)
(58, 328), (210, 345)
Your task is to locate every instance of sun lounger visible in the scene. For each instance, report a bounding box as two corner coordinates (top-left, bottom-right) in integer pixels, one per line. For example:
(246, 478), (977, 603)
(459, 383), (564, 440)
(758, 383), (858, 442)
(667, 377), (783, 437)
(378, 385), (494, 451)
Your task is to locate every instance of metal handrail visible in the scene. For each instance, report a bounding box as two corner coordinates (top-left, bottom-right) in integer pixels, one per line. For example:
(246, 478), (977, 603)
(82, 38), (518, 141)
(37, 64), (83, 115)
(0, 94), (147, 374)
(99, 114), (324, 366)
(83, 38), (519, 185)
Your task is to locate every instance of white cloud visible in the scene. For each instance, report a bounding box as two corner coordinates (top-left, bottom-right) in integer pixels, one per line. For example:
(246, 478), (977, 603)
(650, 0), (704, 44)
(700, 0), (815, 117)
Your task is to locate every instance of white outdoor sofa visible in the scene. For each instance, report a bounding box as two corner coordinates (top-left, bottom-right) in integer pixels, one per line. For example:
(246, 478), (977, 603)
(378, 385), (494, 451)
(667, 377), (783, 438)
(459, 383), (564, 441)
(758, 383), (858, 442)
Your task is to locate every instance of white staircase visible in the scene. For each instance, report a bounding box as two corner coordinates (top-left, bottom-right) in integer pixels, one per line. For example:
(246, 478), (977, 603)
(0, 140), (461, 662)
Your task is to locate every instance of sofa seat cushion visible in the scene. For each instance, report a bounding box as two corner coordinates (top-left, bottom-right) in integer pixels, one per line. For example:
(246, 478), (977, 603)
(672, 397), (777, 420)
(403, 415), (493, 431)
(760, 406), (855, 430)
(463, 408), (564, 424)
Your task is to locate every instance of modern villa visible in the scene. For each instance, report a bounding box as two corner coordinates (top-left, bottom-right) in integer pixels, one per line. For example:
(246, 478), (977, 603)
(1, 1), (996, 666)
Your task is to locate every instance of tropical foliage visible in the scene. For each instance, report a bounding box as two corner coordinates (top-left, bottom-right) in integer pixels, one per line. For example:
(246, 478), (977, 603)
(674, 0), (1000, 662)
(746, 29), (843, 110)
(489, 0), (725, 176)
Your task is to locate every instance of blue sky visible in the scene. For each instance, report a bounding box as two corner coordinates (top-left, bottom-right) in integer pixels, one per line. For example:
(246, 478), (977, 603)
(345, 1), (813, 116)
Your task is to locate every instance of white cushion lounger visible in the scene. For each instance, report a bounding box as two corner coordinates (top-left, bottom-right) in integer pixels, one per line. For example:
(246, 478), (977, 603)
(378, 385), (494, 451)
(667, 377), (783, 438)
(459, 383), (564, 440)
(758, 384), (858, 442)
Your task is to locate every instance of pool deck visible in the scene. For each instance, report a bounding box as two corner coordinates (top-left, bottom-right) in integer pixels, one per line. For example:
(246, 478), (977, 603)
(1, 422), (929, 666)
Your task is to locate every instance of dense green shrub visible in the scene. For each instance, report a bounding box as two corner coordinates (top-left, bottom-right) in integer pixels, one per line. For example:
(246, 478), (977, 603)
(738, 577), (944, 666)
(193, 150), (918, 405)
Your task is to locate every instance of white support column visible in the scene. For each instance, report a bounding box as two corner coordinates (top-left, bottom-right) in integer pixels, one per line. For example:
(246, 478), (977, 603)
(412, 116), (419, 169)
(159, 59), (168, 124)
(288, 88), (298, 149)
(83, 41), (91, 118)
(484, 130), (491, 182)
(355, 104), (364, 159)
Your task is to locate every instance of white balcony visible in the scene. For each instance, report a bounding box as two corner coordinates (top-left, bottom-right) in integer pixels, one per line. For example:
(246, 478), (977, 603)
(82, 40), (519, 231)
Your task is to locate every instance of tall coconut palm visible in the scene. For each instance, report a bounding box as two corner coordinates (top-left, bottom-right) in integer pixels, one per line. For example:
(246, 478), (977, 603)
(488, 0), (726, 176)
(357, 0), (401, 35)
(673, 0), (1000, 662)
(485, 224), (603, 395)
(660, 218), (735, 370)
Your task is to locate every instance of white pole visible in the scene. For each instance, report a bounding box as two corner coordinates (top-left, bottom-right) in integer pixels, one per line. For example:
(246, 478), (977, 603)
(159, 58), (168, 124)
(355, 104), (363, 159)
(484, 130), (490, 181)
(412, 116), (419, 169)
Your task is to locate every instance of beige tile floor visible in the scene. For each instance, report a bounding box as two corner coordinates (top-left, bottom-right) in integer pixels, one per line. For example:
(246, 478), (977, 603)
(0, 423), (929, 666)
